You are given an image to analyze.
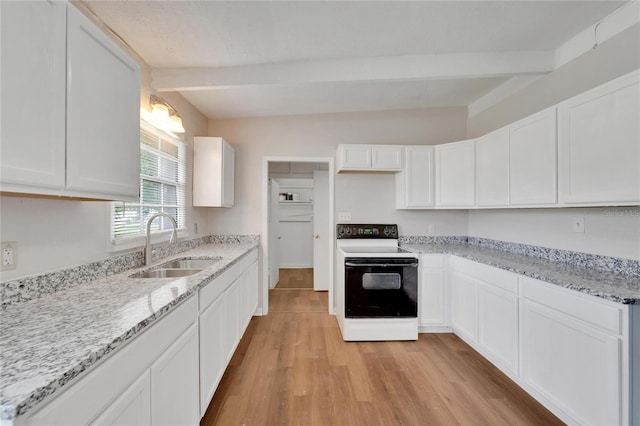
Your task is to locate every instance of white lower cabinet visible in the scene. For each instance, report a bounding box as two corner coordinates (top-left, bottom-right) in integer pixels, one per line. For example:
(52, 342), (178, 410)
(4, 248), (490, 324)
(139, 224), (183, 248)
(224, 278), (242, 363)
(477, 282), (518, 374)
(91, 372), (151, 426)
(450, 269), (477, 344)
(150, 323), (199, 426)
(418, 255), (447, 331)
(242, 260), (260, 331)
(199, 296), (227, 417)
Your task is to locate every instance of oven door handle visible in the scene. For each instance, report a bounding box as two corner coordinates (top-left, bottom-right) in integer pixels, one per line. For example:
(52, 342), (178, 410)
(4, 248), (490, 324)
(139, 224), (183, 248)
(344, 261), (418, 267)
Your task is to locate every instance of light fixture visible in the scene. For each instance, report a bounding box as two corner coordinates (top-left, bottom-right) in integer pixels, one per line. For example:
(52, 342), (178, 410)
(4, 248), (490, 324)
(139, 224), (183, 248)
(146, 94), (186, 133)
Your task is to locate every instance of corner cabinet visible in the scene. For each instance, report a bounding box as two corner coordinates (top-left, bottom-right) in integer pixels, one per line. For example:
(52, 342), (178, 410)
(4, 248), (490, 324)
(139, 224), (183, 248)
(336, 144), (403, 172)
(0, 1), (140, 201)
(558, 70), (640, 205)
(193, 137), (235, 207)
(476, 127), (510, 207)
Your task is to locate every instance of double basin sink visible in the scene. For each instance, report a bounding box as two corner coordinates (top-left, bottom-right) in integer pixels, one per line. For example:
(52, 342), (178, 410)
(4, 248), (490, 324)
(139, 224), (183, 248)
(129, 257), (222, 279)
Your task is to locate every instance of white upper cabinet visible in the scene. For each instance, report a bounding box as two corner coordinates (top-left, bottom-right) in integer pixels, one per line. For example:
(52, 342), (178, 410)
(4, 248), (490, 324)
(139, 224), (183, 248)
(476, 128), (510, 207)
(65, 5), (140, 199)
(435, 139), (476, 207)
(558, 70), (640, 205)
(509, 108), (557, 206)
(336, 144), (402, 172)
(193, 137), (235, 207)
(0, 1), (66, 190)
(0, 2), (141, 201)
(395, 146), (435, 209)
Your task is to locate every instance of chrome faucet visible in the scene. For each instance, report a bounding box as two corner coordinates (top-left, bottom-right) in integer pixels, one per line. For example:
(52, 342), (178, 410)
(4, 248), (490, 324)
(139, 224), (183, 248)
(145, 212), (178, 265)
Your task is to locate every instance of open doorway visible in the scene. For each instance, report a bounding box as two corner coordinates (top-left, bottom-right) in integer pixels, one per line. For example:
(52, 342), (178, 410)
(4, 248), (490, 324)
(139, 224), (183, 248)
(261, 157), (335, 316)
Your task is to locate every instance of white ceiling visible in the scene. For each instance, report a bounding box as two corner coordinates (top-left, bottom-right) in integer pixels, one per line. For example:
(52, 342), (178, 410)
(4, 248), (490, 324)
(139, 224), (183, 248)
(84, 1), (629, 119)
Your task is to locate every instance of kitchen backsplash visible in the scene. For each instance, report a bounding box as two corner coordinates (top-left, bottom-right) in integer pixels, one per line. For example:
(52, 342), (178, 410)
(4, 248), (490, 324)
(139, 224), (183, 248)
(0, 234), (259, 309)
(400, 236), (640, 278)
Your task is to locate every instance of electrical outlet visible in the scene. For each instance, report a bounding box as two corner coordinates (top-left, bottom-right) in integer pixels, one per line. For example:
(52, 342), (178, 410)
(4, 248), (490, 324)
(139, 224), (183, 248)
(338, 212), (352, 222)
(1, 241), (17, 271)
(428, 224), (435, 234)
(572, 217), (585, 233)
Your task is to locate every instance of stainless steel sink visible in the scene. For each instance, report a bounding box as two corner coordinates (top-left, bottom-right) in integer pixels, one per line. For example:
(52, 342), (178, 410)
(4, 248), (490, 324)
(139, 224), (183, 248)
(129, 268), (203, 279)
(159, 257), (222, 269)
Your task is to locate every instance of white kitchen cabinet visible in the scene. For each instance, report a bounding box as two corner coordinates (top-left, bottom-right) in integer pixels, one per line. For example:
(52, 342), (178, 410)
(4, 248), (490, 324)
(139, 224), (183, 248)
(435, 139), (476, 207)
(65, 5), (140, 200)
(509, 108), (557, 206)
(90, 372), (151, 426)
(477, 282), (518, 374)
(336, 144), (403, 172)
(418, 255), (448, 331)
(0, 0), (66, 190)
(242, 260), (260, 330)
(199, 295), (227, 417)
(521, 278), (630, 424)
(0, 1), (140, 201)
(449, 269), (477, 344)
(558, 70), (640, 205)
(193, 137), (235, 207)
(150, 322), (199, 426)
(395, 146), (435, 209)
(476, 128), (510, 207)
(224, 278), (242, 362)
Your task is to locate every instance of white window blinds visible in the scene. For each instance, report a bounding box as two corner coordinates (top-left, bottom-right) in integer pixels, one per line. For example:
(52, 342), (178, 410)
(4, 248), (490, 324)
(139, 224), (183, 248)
(111, 122), (186, 243)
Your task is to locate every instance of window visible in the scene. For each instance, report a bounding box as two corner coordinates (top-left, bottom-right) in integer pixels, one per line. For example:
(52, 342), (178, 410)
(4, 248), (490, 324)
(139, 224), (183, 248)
(111, 122), (186, 246)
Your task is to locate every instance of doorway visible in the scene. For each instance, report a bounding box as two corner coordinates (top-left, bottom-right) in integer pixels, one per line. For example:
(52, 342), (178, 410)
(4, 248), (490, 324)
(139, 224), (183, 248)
(261, 157), (335, 316)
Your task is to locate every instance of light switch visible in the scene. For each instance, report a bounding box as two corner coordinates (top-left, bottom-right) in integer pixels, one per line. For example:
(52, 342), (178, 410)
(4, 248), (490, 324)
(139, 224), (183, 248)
(338, 212), (352, 222)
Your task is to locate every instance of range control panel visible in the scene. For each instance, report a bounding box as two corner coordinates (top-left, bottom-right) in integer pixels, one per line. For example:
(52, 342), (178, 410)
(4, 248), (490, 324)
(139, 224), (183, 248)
(336, 224), (398, 239)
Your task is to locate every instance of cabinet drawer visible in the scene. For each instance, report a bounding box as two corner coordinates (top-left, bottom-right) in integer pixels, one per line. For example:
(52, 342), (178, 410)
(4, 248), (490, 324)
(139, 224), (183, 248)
(421, 254), (444, 268)
(520, 276), (623, 335)
(449, 256), (518, 294)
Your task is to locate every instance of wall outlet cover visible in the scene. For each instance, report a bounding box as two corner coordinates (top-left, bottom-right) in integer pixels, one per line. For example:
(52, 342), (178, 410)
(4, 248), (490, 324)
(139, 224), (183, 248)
(1, 241), (17, 271)
(572, 217), (585, 233)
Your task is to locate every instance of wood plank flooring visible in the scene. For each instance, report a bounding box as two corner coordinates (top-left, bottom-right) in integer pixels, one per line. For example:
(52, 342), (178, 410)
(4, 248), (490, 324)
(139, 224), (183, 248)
(275, 268), (314, 289)
(201, 289), (563, 426)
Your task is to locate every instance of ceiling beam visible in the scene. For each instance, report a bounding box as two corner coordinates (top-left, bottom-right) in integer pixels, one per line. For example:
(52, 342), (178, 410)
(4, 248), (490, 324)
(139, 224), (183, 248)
(152, 51), (553, 91)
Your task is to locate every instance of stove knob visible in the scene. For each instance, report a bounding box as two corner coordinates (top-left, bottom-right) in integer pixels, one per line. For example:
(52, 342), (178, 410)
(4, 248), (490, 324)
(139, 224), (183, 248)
(383, 227), (391, 236)
(345, 228), (352, 236)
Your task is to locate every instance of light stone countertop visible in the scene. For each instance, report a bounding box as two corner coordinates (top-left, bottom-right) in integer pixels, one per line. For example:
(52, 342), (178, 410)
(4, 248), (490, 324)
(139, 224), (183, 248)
(0, 242), (258, 421)
(402, 243), (640, 304)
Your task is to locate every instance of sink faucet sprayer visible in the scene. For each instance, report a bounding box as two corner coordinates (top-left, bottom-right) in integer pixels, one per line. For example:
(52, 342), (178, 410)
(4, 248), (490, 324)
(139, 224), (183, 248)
(145, 212), (178, 265)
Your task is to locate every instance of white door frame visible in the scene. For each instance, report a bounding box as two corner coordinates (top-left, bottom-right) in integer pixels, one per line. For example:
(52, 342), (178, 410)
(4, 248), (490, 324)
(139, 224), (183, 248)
(261, 156), (335, 316)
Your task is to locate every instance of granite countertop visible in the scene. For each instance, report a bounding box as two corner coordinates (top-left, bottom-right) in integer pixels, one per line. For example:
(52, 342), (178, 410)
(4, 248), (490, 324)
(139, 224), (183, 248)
(0, 241), (258, 421)
(402, 243), (640, 304)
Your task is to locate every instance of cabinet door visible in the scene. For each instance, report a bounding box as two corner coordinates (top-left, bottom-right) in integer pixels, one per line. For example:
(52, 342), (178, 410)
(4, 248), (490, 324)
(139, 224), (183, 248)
(509, 108), (557, 205)
(224, 279), (242, 362)
(521, 300), (621, 425)
(396, 146), (435, 208)
(558, 71), (640, 204)
(338, 145), (371, 169)
(419, 267), (445, 326)
(242, 260), (259, 330)
(199, 295), (226, 417)
(221, 140), (235, 207)
(0, 1), (66, 189)
(91, 372), (151, 426)
(371, 146), (403, 170)
(476, 128), (510, 207)
(436, 140), (476, 207)
(477, 283), (518, 374)
(450, 270), (477, 343)
(65, 6), (140, 200)
(150, 323), (199, 426)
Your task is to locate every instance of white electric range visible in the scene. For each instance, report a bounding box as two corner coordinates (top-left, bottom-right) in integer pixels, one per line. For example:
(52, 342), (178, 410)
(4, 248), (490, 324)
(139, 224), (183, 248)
(336, 224), (419, 341)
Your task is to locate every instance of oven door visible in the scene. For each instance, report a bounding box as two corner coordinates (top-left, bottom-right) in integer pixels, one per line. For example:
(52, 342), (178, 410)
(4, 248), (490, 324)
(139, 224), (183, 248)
(344, 257), (418, 318)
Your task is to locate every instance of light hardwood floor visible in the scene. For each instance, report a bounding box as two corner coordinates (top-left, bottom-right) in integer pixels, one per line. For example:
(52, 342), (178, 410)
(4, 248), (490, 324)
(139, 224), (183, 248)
(275, 268), (314, 289)
(201, 289), (563, 426)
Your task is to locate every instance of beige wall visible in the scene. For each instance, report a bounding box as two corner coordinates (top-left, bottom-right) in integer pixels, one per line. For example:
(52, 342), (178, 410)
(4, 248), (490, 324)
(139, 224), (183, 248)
(207, 108), (470, 237)
(466, 25), (640, 261)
